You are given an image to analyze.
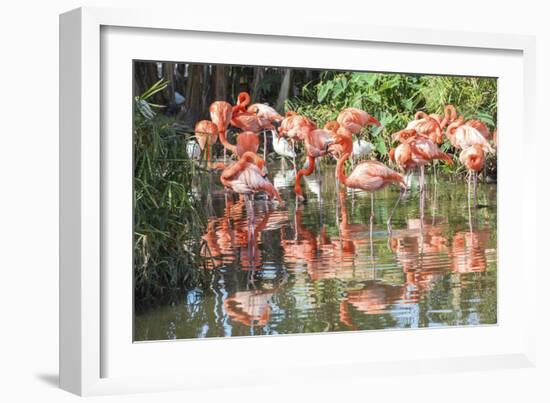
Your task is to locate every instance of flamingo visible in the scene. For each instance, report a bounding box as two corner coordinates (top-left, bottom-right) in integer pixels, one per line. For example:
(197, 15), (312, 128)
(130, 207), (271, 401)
(220, 151), (284, 242)
(464, 119), (491, 140)
(337, 108), (380, 167)
(336, 107), (381, 133)
(332, 129), (407, 227)
(459, 144), (485, 209)
(446, 117), (495, 154)
(248, 102), (285, 160)
(404, 110), (447, 184)
(293, 127), (334, 203)
(194, 120), (218, 163)
(247, 103), (284, 123)
(209, 101), (233, 162)
(232, 92), (280, 160)
(326, 120), (374, 166)
(279, 112), (317, 174)
(392, 129), (452, 192)
(406, 111), (443, 144)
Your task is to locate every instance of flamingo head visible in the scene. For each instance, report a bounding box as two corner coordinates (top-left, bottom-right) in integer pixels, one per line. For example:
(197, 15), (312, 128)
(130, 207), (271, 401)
(251, 154), (266, 172)
(324, 120), (340, 134)
(392, 129), (417, 143)
(331, 127), (353, 154)
(445, 116), (465, 138)
(367, 115), (381, 127)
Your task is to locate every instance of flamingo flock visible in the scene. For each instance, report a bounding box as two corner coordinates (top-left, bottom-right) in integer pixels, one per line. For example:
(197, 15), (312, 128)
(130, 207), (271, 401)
(187, 92), (497, 238)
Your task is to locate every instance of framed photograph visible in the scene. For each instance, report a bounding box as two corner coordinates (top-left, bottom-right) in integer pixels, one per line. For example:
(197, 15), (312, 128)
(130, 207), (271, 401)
(60, 6), (537, 396)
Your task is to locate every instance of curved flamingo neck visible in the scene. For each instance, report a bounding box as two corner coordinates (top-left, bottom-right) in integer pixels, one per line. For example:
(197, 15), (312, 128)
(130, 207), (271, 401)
(415, 111), (429, 120)
(336, 153), (351, 185)
(441, 105), (457, 129)
(294, 155), (316, 198)
(218, 129), (237, 154)
(236, 92), (251, 112)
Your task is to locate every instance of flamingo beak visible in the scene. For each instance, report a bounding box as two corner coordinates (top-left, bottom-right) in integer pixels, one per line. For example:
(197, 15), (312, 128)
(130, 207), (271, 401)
(369, 116), (382, 127)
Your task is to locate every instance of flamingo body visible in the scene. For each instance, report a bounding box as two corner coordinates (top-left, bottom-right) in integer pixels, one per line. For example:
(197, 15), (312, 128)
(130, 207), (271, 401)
(248, 103), (284, 122)
(337, 107), (381, 133)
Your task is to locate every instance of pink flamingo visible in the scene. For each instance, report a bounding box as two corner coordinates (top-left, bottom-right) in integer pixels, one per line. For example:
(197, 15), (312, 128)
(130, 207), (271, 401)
(209, 101), (233, 162)
(336, 107), (381, 133)
(459, 144), (486, 209)
(219, 151), (284, 241)
(293, 127), (334, 202)
(392, 129), (452, 192)
(446, 116), (495, 154)
(332, 129), (406, 227)
(278, 112), (317, 174)
(194, 120), (218, 164)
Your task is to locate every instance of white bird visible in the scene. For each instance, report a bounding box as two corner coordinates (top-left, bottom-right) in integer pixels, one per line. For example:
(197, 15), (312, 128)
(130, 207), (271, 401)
(272, 131), (297, 172)
(186, 139), (201, 160)
(352, 139), (374, 159)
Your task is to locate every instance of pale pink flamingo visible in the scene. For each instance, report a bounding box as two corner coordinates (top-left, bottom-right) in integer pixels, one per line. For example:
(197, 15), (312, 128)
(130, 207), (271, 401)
(446, 116), (495, 154)
(219, 151), (284, 241)
(332, 129), (406, 227)
(193, 120), (218, 164)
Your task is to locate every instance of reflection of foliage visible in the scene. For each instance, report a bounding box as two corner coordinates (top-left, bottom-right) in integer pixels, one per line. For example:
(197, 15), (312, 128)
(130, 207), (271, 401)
(134, 80), (211, 311)
(286, 72), (497, 175)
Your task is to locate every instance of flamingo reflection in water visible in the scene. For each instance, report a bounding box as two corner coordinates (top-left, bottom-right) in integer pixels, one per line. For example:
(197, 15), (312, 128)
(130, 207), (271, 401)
(200, 196), (288, 271)
(223, 290), (274, 328)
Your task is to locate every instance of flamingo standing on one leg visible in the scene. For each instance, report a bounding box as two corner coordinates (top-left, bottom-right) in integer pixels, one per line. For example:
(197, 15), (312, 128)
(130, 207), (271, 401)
(459, 144), (486, 209)
(209, 101), (233, 162)
(331, 130), (407, 228)
(194, 120), (219, 165)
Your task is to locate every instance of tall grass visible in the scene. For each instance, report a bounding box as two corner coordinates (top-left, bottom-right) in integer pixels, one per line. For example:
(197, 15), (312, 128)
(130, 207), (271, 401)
(134, 79), (212, 311)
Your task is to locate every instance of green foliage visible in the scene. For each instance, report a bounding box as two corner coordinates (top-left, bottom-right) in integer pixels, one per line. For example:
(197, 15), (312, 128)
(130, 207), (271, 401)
(134, 80), (211, 311)
(286, 72), (497, 171)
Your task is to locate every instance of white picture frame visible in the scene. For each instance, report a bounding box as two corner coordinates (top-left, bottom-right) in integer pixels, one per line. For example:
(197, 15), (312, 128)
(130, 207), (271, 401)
(60, 6), (537, 396)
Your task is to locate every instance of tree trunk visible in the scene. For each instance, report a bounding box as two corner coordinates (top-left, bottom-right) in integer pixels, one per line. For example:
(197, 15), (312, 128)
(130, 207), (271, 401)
(250, 68), (264, 102)
(185, 64), (204, 124)
(213, 65), (227, 101)
(276, 68), (292, 112)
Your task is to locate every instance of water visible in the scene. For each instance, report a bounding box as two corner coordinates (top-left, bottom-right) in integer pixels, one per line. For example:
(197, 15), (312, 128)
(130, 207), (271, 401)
(134, 164), (497, 341)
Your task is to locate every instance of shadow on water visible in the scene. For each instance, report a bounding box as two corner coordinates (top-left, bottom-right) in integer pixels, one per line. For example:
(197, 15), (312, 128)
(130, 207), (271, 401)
(135, 163), (497, 341)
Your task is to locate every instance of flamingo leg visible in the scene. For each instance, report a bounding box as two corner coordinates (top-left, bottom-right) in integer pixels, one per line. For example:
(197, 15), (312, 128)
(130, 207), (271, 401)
(467, 170), (472, 221)
(420, 165), (425, 194)
(370, 192), (374, 223)
(263, 130), (267, 162)
(387, 187), (405, 232)
(291, 140), (297, 177)
(369, 207), (374, 276)
(433, 160), (437, 185)
(473, 172), (478, 209)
